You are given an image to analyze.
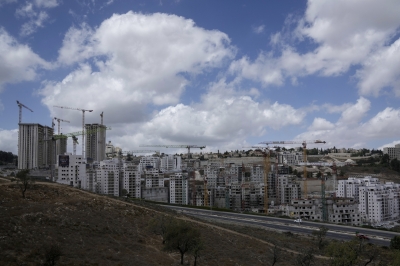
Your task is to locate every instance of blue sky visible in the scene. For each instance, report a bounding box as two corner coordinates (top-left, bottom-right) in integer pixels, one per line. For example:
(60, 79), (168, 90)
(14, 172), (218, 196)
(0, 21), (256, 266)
(0, 0), (400, 155)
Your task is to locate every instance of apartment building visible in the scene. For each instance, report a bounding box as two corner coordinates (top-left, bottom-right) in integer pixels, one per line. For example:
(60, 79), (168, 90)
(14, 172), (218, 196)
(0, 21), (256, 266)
(18, 123), (54, 169)
(170, 172), (188, 204)
(336, 176), (380, 198)
(138, 156), (160, 172)
(327, 198), (361, 225)
(160, 155), (181, 172)
(142, 168), (168, 202)
(277, 151), (304, 165)
(383, 144), (400, 161)
(122, 163), (141, 198)
(95, 159), (120, 196)
(56, 154), (87, 188)
(359, 182), (400, 224)
(85, 123), (106, 162)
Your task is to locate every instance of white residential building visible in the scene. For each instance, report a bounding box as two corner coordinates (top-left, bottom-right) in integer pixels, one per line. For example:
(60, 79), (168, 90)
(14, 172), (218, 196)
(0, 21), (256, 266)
(160, 155), (181, 172)
(121, 163), (141, 198)
(139, 156), (160, 172)
(56, 154), (87, 188)
(18, 123), (54, 169)
(95, 159), (120, 196)
(359, 182), (400, 224)
(383, 144), (400, 161)
(170, 172), (188, 204)
(336, 176), (380, 198)
(277, 152), (304, 165)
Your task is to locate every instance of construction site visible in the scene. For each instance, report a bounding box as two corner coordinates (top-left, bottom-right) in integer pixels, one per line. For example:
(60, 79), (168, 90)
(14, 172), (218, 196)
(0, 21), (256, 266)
(14, 100), (378, 225)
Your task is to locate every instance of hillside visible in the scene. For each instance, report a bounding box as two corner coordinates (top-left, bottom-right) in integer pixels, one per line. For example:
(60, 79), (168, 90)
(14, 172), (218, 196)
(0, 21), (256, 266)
(0, 179), (330, 266)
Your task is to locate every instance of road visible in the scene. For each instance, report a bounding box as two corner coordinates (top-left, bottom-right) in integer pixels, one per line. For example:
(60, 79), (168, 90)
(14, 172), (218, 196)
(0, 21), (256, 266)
(164, 205), (400, 246)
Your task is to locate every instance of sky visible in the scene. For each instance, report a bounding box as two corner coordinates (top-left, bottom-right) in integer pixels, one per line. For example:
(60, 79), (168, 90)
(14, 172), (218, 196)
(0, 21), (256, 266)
(0, 0), (400, 156)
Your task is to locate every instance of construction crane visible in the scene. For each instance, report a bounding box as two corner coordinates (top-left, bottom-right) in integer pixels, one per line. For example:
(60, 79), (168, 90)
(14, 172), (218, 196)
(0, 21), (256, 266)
(16, 100), (33, 124)
(53, 117), (70, 134)
(53, 105), (93, 158)
(49, 127), (110, 156)
(139, 144), (206, 160)
(259, 140), (326, 199)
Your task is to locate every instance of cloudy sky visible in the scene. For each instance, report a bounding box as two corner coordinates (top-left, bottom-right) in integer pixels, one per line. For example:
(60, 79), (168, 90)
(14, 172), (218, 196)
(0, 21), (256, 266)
(0, 0), (399, 155)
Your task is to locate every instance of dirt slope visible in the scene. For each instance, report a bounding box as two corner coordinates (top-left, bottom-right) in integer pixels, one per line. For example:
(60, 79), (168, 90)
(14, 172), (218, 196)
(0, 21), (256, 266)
(0, 181), (325, 265)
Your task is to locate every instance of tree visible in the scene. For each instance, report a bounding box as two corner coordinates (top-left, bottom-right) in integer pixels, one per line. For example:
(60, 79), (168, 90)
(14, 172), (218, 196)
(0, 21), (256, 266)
(16, 169), (34, 198)
(126, 153), (133, 161)
(163, 221), (201, 265)
(391, 236), (400, 250)
(149, 215), (174, 244)
(381, 154), (390, 165)
(312, 226), (328, 250)
(43, 243), (62, 266)
(190, 238), (204, 266)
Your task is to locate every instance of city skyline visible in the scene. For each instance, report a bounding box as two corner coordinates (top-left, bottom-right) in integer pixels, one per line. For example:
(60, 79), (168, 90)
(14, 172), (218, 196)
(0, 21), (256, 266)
(1, 0), (399, 155)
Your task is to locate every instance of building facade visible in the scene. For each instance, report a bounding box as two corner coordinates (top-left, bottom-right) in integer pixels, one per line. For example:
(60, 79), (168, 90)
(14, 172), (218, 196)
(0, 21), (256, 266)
(18, 123), (54, 169)
(85, 123), (106, 162)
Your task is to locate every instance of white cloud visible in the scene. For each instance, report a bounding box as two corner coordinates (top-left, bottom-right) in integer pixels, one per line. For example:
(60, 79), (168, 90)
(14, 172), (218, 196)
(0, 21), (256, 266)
(111, 88), (305, 150)
(296, 98), (400, 149)
(34, 0), (59, 8)
(252, 24), (265, 34)
(357, 38), (400, 97)
(0, 28), (50, 89)
(0, 0), (16, 6)
(229, 0), (400, 96)
(15, 0), (59, 36)
(379, 140), (400, 150)
(0, 129), (18, 154)
(42, 12), (235, 126)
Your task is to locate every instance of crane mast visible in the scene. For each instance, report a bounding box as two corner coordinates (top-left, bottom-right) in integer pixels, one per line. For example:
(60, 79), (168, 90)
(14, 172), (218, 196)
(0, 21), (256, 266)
(259, 140), (326, 199)
(54, 117), (70, 134)
(53, 105), (93, 159)
(16, 100), (33, 124)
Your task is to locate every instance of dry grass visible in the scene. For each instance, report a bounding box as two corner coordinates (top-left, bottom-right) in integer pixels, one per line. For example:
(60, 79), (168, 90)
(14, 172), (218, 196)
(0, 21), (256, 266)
(0, 181), (330, 265)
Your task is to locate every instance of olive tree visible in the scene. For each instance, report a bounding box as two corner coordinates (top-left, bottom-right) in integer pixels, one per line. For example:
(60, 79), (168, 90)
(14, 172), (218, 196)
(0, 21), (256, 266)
(16, 169), (34, 198)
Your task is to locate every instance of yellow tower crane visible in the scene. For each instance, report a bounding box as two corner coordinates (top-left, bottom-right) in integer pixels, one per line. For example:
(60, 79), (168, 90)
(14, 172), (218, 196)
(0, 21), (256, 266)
(259, 140), (326, 199)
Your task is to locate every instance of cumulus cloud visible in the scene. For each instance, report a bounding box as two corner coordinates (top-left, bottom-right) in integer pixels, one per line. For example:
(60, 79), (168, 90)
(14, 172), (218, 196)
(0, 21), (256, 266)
(41, 12), (235, 126)
(0, 28), (50, 90)
(296, 97), (400, 149)
(0, 129), (18, 154)
(109, 88), (306, 151)
(229, 0), (400, 96)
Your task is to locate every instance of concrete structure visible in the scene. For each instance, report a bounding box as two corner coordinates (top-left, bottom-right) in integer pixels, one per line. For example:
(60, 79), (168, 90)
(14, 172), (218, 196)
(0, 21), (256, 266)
(95, 159), (120, 196)
(170, 172), (188, 204)
(337, 176), (380, 198)
(85, 124), (106, 162)
(18, 123), (54, 169)
(277, 151), (304, 165)
(139, 156), (160, 172)
(56, 154), (87, 188)
(359, 182), (400, 224)
(122, 163), (141, 198)
(160, 155), (181, 172)
(105, 141), (114, 157)
(327, 198), (361, 225)
(383, 144), (400, 161)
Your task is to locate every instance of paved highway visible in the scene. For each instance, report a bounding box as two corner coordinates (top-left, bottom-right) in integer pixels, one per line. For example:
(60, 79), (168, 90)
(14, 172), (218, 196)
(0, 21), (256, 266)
(164, 205), (400, 246)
